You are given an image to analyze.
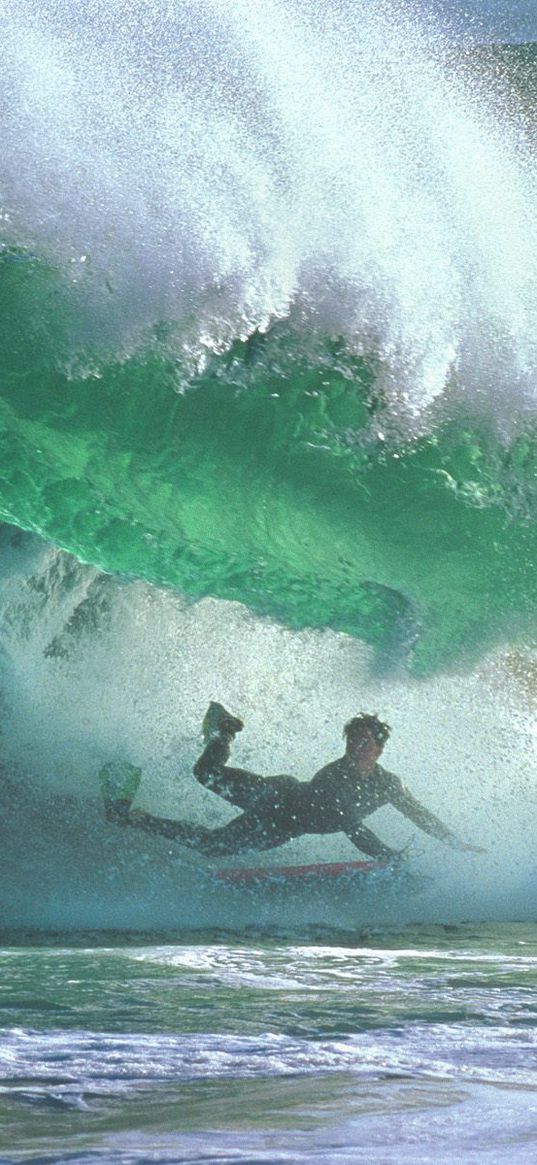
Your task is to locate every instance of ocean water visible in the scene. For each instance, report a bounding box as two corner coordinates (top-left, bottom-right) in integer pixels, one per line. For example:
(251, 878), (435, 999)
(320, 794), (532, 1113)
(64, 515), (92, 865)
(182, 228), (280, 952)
(3, 0), (537, 1160)
(4, 2), (537, 675)
(2, 926), (537, 1164)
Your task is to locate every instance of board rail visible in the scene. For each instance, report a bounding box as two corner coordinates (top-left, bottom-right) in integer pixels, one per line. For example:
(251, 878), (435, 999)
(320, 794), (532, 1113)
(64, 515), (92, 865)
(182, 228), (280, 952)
(213, 858), (388, 884)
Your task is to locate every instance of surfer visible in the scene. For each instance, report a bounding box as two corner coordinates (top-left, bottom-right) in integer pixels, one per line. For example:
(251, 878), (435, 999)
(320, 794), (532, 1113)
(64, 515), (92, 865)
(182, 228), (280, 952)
(102, 704), (485, 860)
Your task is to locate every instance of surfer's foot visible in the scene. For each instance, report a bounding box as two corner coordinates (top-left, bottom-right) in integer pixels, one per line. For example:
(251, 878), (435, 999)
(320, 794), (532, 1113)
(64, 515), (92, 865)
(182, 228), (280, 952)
(202, 701), (244, 742)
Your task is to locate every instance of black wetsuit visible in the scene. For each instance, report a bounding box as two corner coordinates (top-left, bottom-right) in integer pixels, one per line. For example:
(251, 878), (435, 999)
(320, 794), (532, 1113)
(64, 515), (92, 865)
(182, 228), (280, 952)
(127, 735), (460, 859)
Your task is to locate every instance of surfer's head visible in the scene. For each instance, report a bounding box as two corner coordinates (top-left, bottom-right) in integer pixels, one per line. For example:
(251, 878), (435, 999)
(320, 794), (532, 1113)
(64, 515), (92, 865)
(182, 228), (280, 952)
(343, 714), (390, 769)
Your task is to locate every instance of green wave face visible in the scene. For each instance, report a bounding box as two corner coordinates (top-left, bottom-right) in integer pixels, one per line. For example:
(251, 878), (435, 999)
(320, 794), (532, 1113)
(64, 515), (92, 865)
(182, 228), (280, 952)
(2, 252), (537, 675)
(4, 5), (537, 675)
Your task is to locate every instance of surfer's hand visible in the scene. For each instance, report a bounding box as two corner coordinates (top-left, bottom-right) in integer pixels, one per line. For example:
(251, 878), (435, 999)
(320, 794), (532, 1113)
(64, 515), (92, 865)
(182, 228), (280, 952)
(385, 849), (406, 868)
(454, 840), (487, 854)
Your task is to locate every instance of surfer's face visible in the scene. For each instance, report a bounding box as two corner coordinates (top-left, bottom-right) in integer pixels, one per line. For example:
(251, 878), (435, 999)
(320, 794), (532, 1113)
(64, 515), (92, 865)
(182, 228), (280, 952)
(345, 728), (384, 771)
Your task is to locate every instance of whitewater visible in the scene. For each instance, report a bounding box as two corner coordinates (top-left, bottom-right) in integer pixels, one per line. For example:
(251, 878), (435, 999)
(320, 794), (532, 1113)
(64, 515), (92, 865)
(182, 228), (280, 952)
(2, 0), (537, 1161)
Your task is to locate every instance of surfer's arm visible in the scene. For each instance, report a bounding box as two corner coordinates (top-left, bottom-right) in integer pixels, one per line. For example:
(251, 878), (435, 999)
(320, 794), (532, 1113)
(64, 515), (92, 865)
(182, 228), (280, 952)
(384, 772), (482, 851)
(343, 820), (399, 860)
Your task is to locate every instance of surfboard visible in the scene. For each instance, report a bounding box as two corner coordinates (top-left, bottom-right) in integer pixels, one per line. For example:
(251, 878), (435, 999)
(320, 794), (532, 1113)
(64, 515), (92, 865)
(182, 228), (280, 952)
(213, 858), (389, 885)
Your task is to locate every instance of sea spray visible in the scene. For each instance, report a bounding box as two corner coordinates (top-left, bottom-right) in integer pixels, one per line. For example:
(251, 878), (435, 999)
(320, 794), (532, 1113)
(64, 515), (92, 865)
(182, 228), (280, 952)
(4, 1), (537, 420)
(1, 528), (535, 928)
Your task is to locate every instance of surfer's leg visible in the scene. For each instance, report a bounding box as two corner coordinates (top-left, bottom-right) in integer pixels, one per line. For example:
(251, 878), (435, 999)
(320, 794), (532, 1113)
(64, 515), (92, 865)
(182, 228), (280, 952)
(191, 809), (298, 856)
(194, 733), (266, 808)
(194, 703), (276, 810)
(123, 808), (209, 845)
(107, 802), (240, 852)
(201, 766), (268, 810)
(122, 808), (272, 854)
(118, 804), (298, 855)
(104, 797), (132, 824)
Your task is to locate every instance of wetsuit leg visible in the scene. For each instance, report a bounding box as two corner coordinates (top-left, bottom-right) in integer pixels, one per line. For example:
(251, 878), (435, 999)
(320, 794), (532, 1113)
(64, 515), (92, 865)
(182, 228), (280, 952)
(122, 810), (202, 841)
(124, 804), (299, 856)
(201, 767), (268, 810)
(104, 798), (132, 824)
(182, 809), (299, 856)
(193, 736), (266, 809)
(118, 806), (280, 852)
(191, 774), (304, 854)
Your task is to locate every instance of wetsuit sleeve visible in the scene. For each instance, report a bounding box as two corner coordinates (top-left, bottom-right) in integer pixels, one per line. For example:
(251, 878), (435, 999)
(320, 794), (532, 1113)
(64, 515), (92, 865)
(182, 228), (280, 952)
(383, 771), (461, 847)
(344, 822), (399, 860)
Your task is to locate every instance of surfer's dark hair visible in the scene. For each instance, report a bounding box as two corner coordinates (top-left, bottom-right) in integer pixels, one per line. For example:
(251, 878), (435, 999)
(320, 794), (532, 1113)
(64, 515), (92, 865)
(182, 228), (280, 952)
(343, 714), (391, 744)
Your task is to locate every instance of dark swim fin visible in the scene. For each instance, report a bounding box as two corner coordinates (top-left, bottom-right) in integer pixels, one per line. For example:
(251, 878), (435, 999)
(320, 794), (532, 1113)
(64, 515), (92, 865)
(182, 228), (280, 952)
(202, 702), (244, 742)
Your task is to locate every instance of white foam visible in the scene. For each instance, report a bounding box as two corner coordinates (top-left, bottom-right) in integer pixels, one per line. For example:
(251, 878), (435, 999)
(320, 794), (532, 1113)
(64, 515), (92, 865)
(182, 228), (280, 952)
(2, 1020), (537, 1088)
(3, 1), (537, 427)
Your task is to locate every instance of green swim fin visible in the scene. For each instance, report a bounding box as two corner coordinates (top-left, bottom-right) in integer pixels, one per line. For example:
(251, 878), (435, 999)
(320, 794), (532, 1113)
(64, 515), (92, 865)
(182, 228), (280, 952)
(98, 760), (142, 804)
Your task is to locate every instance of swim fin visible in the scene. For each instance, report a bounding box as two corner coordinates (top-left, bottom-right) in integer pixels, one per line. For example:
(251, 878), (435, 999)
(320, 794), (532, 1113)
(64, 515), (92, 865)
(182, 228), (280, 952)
(202, 702), (244, 742)
(98, 760), (142, 804)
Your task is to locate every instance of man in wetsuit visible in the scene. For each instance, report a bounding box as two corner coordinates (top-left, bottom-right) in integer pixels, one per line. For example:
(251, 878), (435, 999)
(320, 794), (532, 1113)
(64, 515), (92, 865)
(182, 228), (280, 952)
(110, 704), (485, 860)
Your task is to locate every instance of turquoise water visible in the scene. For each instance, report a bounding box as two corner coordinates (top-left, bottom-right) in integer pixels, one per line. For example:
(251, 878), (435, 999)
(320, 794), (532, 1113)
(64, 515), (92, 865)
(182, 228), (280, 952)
(3, 257), (537, 675)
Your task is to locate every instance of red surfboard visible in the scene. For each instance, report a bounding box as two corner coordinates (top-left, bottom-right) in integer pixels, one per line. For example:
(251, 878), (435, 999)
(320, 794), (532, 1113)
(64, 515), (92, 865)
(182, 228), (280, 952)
(213, 858), (389, 884)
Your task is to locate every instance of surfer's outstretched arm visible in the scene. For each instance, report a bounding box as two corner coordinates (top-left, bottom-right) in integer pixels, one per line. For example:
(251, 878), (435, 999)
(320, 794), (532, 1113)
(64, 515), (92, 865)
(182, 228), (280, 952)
(344, 821), (399, 860)
(386, 773), (485, 853)
(193, 734), (266, 809)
